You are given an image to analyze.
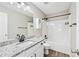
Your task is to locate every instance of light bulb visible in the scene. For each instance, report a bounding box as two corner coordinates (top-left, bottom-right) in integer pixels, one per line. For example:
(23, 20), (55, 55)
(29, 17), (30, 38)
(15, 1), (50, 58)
(21, 2), (24, 6)
(17, 4), (21, 8)
(24, 6), (31, 11)
(24, 8), (27, 11)
(26, 6), (30, 9)
(10, 2), (13, 4)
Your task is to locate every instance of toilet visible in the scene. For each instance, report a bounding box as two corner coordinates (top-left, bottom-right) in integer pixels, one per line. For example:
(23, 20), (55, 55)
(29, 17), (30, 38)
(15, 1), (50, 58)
(43, 41), (51, 55)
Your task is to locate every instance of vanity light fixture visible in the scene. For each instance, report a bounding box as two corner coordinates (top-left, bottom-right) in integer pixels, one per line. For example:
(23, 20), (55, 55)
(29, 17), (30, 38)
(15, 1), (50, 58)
(23, 7), (27, 11)
(26, 6), (30, 9)
(9, 2), (31, 12)
(17, 3), (21, 8)
(24, 5), (31, 11)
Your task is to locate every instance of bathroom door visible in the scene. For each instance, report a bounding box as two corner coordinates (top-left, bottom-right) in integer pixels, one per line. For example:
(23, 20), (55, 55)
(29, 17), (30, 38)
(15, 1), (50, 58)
(68, 3), (79, 57)
(0, 12), (8, 42)
(71, 2), (79, 57)
(47, 18), (70, 55)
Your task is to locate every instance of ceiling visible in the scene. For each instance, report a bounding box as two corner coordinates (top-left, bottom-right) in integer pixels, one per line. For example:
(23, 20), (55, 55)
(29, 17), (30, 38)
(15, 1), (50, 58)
(32, 2), (72, 16)
(0, 2), (72, 18)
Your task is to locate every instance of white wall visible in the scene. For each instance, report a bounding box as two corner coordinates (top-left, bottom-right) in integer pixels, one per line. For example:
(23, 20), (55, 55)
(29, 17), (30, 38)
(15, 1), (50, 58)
(0, 12), (8, 42)
(76, 2), (79, 50)
(76, 3), (79, 56)
(68, 2), (76, 56)
(41, 20), (48, 39)
(0, 6), (32, 40)
(27, 2), (46, 18)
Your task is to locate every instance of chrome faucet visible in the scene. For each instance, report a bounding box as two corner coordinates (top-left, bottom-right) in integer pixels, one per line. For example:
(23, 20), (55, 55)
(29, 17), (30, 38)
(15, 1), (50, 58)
(16, 34), (20, 40)
(20, 34), (25, 42)
(16, 34), (25, 42)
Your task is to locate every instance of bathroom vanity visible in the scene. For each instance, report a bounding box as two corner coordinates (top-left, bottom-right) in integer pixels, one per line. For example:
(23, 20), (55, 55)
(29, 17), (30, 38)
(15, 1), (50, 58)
(16, 38), (44, 57)
(0, 37), (45, 57)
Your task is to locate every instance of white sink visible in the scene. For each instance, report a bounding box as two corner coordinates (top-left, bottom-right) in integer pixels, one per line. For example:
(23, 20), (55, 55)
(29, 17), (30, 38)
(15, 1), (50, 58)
(16, 40), (34, 48)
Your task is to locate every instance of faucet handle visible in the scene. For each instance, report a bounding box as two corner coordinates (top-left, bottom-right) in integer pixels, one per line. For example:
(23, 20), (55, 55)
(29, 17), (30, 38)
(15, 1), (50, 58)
(16, 34), (20, 40)
(17, 34), (20, 36)
(21, 35), (25, 39)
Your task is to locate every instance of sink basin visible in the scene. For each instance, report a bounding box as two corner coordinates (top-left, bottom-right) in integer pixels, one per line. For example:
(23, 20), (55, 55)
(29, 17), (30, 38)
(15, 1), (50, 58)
(16, 40), (34, 48)
(16, 39), (35, 45)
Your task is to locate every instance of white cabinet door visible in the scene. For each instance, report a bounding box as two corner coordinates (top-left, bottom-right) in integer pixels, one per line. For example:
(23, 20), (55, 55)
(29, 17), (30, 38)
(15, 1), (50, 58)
(0, 12), (8, 42)
(16, 41), (44, 57)
(16, 52), (26, 57)
(40, 44), (44, 57)
(35, 47), (44, 57)
(16, 51), (30, 57)
(35, 42), (44, 57)
(28, 53), (35, 57)
(28, 42), (44, 57)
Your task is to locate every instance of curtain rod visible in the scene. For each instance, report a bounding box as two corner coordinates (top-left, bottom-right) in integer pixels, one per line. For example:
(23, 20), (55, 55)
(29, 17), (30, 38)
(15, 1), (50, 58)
(42, 13), (71, 20)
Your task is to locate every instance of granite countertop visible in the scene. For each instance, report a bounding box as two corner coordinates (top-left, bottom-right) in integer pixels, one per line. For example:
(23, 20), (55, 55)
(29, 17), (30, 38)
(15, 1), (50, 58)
(0, 37), (44, 57)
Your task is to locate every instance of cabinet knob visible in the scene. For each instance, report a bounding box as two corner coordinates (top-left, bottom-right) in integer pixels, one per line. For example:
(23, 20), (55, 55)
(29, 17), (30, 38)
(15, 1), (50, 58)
(41, 43), (43, 45)
(70, 25), (72, 27)
(44, 41), (46, 43)
(34, 54), (36, 57)
(31, 56), (33, 57)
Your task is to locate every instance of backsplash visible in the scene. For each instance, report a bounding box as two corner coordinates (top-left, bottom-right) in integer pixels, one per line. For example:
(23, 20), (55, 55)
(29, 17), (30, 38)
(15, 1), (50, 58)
(0, 36), (35, 47)
(0, 39), (18, 47)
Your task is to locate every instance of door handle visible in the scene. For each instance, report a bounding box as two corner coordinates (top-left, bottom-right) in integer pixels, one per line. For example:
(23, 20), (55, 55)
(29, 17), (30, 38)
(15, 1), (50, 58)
(72, 23), (77, 25)
(69, 23), (77, 27)
(41, 43), (43, 45)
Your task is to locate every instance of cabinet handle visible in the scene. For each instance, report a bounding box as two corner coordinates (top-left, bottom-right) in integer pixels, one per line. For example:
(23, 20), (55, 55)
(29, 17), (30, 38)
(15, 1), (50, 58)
(70, 25), (72, 27)
(41, 43), (43, 45)
(34, 53), (36, 57)
(44, 41), (46, 43)
(31, 56), (33, 57)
